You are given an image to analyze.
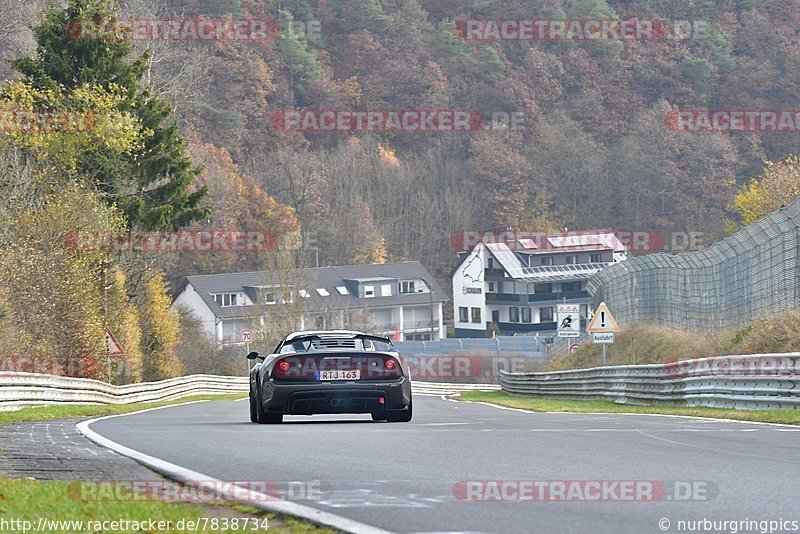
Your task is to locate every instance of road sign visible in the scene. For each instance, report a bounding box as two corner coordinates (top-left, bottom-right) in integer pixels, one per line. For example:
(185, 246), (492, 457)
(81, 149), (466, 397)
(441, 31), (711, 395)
(569, 343), (582, 353)
(240, 329), (254, 343)
(586, 302), (620, 333)
(557, 304), (581, 338)
(593, 332), (615, 344)
(104, 327), (124, 355)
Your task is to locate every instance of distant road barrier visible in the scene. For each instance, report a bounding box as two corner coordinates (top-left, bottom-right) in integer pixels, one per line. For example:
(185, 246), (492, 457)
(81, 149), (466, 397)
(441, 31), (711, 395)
(500, 353), (800, 410)
(0, 372), (497, 411)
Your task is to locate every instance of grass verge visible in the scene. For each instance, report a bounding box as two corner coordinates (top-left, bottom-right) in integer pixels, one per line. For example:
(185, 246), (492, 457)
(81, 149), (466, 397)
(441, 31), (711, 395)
(0, 478), (336, 533)
(455, 391), (800, 425)
(0, 394), (336, 533)
(0, 394), (248, 425)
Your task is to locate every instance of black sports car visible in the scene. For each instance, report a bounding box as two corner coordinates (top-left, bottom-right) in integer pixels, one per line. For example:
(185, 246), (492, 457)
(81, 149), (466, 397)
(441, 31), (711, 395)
(248, 330), (413, 424)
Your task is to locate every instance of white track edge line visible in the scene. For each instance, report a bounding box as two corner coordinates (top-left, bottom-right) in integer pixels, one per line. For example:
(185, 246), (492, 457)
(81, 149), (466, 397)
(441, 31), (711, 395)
(443, 394), (800, 428)
(75, 402), (395, 534)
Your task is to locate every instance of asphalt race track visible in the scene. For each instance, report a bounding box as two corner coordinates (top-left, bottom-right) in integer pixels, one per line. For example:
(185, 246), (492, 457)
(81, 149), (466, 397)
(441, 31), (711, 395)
(87, 396), (800, 534)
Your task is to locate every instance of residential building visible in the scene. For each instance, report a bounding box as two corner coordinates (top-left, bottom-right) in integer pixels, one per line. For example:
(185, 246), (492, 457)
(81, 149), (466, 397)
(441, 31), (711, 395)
(172, 262), (447, 345)
(451, 233), (626, 337)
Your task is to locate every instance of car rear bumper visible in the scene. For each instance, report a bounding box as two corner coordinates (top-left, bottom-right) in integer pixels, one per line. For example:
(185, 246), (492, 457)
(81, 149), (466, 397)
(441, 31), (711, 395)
(261, 378), (411, 415)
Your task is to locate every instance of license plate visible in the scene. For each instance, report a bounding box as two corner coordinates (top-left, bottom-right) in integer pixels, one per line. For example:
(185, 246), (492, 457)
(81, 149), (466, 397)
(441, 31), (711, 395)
(317, 370), (360, 381)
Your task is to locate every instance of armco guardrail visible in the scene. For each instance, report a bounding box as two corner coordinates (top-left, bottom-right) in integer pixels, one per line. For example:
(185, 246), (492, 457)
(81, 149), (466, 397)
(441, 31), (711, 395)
(0, 373), (250, 411)
(0, 372), (498, 410)
(499, 353), (800, 410)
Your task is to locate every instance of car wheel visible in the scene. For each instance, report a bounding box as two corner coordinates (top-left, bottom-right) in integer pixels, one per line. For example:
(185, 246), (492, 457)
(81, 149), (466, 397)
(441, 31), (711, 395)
(249, 387), (257, 423)
(387, 398), (412, 423)
(255, 388), (283, 424)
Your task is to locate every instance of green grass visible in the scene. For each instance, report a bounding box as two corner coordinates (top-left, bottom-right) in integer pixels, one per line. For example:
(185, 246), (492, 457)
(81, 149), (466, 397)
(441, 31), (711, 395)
(0, 478), (337, 533)
(456, 391), (800, 425)
(0, 394), (338, 532)
(0, 394), (248, 425)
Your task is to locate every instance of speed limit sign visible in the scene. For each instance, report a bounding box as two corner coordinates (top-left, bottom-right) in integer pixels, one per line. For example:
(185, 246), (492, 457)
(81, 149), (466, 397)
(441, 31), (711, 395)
(240, 329), (254, 343)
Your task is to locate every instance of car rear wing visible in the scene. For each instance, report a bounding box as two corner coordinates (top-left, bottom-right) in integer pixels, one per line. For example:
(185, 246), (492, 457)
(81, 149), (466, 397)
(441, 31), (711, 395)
(285, 333), (394, 350)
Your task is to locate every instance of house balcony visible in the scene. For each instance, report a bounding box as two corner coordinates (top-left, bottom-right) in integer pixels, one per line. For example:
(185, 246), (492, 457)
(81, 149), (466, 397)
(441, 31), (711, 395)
(527, 290), (589, 302)
(484, 268), (506, 279)
(485, 293), (521, 303)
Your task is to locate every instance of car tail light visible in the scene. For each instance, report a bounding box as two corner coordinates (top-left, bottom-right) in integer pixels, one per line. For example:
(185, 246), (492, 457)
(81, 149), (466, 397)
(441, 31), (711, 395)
(385, 359), (396, 370)
(278, 361), (290, 372)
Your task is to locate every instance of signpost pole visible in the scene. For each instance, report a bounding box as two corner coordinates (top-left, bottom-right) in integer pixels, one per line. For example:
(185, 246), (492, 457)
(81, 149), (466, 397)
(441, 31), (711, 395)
(602, 343), (606, 367)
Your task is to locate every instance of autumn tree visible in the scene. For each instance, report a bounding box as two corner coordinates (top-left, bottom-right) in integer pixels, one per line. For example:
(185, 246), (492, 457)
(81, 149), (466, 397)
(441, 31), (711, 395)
(13, 0), (209, 230)
(728, 156), (800, 232)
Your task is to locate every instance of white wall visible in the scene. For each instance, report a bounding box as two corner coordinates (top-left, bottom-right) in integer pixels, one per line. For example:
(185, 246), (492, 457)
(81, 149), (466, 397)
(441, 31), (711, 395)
(172, 283), (217, 340)
(452, 244), (487, 331)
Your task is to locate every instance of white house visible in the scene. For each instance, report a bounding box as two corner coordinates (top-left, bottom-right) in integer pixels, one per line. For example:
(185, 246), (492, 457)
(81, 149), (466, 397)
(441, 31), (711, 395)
(451, 232), (626, 337)
(172, 262), (447, 345)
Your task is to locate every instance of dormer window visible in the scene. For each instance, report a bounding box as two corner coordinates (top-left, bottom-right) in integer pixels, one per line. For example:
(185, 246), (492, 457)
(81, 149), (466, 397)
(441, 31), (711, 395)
(364, 285), (374, 298)
(399, 281), (415, 294)
(213, 293), (238, 307)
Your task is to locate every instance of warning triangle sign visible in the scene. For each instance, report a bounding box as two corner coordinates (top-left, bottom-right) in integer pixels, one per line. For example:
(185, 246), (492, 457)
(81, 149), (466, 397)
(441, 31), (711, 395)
(104, 326), (125, 355)
(586, 302), (620, 333)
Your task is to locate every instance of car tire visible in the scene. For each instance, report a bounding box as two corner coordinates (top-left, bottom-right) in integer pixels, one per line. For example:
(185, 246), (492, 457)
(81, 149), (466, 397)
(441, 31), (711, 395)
(255, 388), (283, 424)
(249, 387), (258, 423)
(387, 398), (412, 423)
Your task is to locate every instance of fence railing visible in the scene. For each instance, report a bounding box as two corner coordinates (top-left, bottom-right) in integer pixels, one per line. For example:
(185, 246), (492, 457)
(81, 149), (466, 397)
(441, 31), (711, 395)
(587, 198), (800, 331)
(0, 373), (497, 411)
(499, 353), (800, 410)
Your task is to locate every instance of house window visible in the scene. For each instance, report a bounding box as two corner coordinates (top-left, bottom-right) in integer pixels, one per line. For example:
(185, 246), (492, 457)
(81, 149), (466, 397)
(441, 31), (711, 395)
(263, 292), (276, 305)
(381, 284), (392, 297)
(561, 281), (581, 293)
(487, 281), (495, 292)
(364, 285), (375, 298)
(565, 255), (578, 264)
(399, 281), (416, 294)
(315, 315), (324, 328)
(522, 308), (532, 323)
(487, 257), (495, 268)
(213, 293), (238, 307)
(471, 307), (481, 323)
(590, 253), (603, 263)
(336, 286), (349, 295)
(299, 289), (310, 298)
(459, 307), (469, 323)
(533, 283), (553, 294)
(509, 307), (520, 323)
(541, 256), (553, 266)
(491, 310), (500, 323)
(316, 288), (329, 296)
(540, 307), (554, 322)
